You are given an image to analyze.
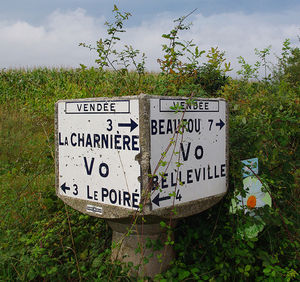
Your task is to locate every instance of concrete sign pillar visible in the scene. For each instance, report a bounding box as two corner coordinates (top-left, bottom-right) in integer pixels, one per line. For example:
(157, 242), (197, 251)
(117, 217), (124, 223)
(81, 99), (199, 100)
(107, 220), (176, 278)
(55, 94), (228, 278)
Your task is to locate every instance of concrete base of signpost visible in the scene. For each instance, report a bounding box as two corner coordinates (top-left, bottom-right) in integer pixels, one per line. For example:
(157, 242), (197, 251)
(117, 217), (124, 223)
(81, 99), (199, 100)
(107, 220), (176, 279)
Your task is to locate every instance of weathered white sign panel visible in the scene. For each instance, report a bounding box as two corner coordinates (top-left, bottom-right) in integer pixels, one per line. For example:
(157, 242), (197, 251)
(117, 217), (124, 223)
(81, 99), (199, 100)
(57, 99), (140, 210)
(56, 95), (228, 218)
(150, 98), (227, 209)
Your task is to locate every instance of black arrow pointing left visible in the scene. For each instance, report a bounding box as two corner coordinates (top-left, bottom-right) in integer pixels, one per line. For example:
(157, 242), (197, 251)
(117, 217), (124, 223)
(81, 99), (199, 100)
(61, 182), (70, 194)
(118, 118), (138, 132)
(152, 193), (171, 207)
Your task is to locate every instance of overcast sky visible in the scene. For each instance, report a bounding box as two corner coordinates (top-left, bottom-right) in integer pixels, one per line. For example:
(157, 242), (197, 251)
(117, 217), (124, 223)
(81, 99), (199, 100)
(0, 0), (299, 75)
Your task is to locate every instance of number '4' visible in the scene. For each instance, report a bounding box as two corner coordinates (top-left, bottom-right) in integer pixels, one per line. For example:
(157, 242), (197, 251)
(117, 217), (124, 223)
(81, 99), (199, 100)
(176, 190), (182, 201)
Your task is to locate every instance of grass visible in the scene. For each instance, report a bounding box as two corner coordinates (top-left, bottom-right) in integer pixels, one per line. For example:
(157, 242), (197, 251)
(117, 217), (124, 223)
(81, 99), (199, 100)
(0, 67), (299, 281)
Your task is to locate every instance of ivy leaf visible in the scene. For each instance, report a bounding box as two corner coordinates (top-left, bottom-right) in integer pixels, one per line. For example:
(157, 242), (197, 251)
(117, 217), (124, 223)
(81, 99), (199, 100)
(178, 270), (190, 280)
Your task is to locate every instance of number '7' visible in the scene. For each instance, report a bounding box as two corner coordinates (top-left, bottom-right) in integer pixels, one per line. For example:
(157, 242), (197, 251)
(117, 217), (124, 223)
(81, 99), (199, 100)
(208, 119), (213, 131)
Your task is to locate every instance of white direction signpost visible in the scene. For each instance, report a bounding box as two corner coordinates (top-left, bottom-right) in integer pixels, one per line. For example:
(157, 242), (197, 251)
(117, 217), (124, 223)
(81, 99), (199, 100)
(150, 98), (227, 210)
(55, 95), (228, 277)
(56, 99), (141, 213)
(55, 95), (228, 218)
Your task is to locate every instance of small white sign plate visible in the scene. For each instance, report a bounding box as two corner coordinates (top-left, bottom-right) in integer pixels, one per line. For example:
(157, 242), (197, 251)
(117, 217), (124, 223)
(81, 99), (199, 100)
(57, 99), (140, 210)
(150, 98), (227, 209)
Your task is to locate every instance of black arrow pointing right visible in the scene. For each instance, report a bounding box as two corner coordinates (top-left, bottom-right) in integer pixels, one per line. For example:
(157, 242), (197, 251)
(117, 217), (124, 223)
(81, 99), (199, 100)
(152, 193), (171, 207)
(216, 119), (225, 130)
(61, 182), (70, 194)
(118, 118), (138, 132)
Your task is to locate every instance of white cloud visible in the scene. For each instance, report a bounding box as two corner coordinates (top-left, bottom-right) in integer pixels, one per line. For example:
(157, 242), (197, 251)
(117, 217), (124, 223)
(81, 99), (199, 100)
(0, 9), (105, 68)
(0, 8), (299, 76)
